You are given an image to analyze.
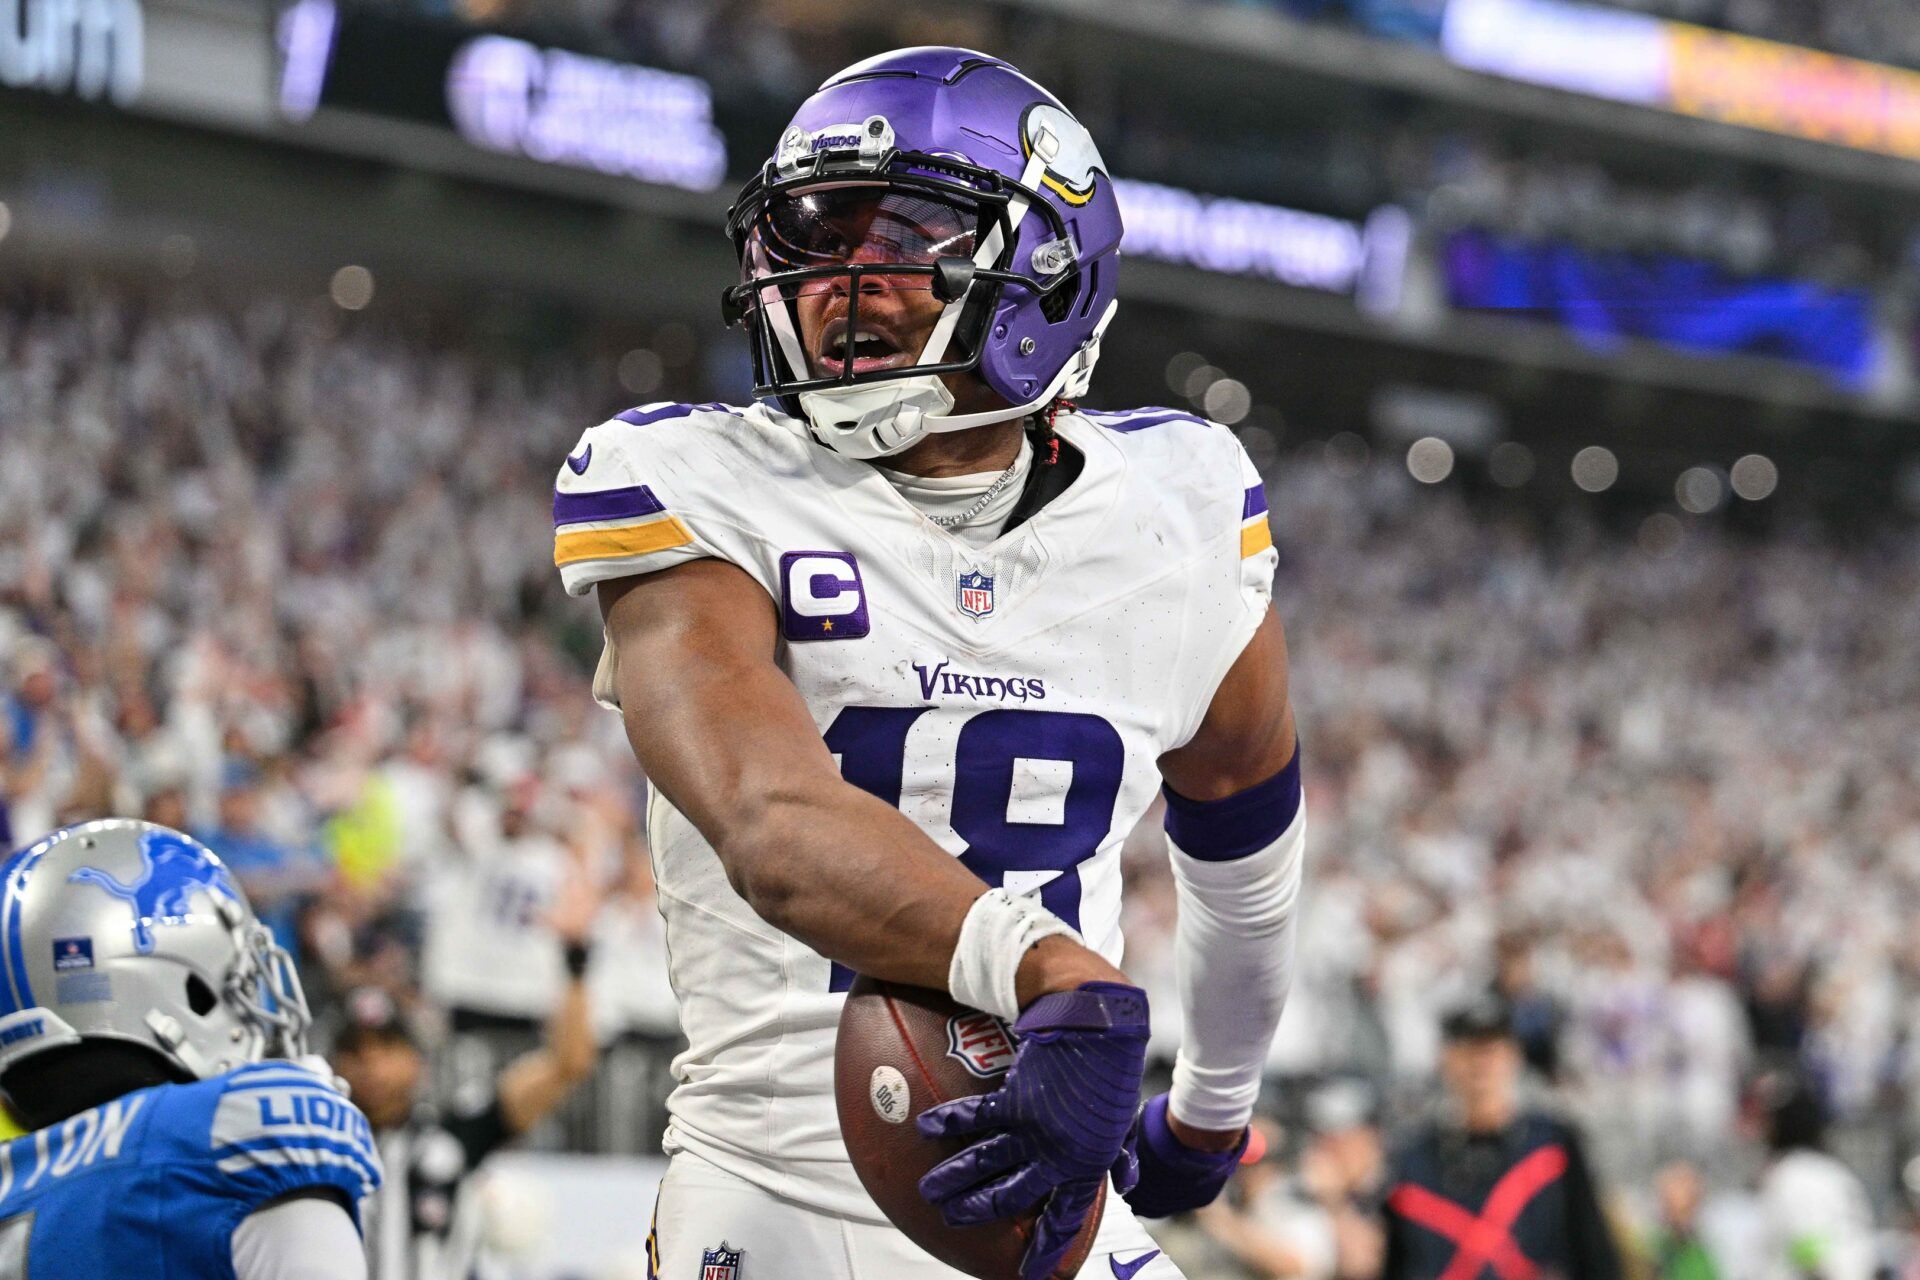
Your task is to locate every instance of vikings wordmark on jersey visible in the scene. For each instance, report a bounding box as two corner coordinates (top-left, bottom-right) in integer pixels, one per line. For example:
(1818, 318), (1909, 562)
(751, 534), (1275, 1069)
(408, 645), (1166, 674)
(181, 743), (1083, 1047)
(552, 399), (1275, 1221)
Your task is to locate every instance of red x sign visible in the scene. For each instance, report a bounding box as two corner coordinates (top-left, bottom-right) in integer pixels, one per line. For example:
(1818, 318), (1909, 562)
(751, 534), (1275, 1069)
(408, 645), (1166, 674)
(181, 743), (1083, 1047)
(1387, 1143), (1569, 1280)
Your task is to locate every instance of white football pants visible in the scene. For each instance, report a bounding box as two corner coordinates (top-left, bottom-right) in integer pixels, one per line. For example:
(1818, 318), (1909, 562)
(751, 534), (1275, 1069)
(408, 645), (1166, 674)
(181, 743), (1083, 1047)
(648, 1149), (1185, 1280)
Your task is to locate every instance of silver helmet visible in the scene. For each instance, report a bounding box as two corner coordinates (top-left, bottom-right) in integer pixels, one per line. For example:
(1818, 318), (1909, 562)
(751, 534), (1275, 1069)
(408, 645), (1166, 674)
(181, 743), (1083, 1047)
(0, 819), (312, 1085)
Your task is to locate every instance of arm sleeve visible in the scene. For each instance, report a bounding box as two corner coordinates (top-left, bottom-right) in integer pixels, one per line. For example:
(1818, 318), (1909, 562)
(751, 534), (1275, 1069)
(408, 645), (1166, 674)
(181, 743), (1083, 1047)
(1164, 758), (1306, 1131)
(231, 1192), (368, 1280)
(1559, 1127), (1623, 1280)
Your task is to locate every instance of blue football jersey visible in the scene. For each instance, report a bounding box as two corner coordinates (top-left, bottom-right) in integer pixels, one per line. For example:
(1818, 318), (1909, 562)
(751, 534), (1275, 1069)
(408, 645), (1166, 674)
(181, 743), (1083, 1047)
(0, 1059), (381, 1278)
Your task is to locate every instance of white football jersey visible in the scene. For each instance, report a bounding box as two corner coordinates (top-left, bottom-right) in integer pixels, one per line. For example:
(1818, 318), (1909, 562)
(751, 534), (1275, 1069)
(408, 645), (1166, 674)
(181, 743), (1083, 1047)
(553, 400), (1276, 1220)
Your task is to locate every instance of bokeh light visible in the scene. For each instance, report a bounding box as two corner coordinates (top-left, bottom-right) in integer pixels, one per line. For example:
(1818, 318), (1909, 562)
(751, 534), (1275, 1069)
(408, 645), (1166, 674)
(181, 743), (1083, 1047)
(1730, 454), (1779, 501)
(1165, 352), (1206, 395)
(1676, 466), (1725, 514)
(1202, 377), (1251, 424)
(618, 348), (664, 395)
(1407, 436), (1455, 484)
(330, 265), (375, 310)
(1182, 363), (1223, 402)
(1571, 446), (1619, 493)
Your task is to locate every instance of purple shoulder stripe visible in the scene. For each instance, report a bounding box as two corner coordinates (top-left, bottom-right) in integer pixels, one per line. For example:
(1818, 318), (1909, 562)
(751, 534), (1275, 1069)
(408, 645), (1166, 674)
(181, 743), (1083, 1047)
(553, 484), (666, 527)
(1243, 485), (1269, 519)
(1093, 408), (1210, 434)
(616, 401), (740, 427)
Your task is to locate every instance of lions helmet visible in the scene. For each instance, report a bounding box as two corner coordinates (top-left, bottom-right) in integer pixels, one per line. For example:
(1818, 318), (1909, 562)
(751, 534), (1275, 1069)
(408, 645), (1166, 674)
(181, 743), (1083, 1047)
(723, 46), (1124, 459)
(0, 820), (311, 1107)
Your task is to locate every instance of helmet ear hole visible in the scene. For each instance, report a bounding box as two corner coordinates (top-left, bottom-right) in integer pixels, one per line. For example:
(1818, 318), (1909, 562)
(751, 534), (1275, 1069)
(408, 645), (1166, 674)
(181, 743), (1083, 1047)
(1040, 270), (1080, 324)
(1077, 262), (1100, 319)
(186, 974), (218, 1017)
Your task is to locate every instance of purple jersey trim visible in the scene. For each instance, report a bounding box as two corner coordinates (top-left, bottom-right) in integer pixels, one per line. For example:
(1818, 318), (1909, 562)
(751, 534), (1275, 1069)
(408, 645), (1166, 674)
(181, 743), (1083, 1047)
(1162, 749), (1301, 861)
(1243, 485), (1269, 520)
(552, 484), (667, 527)
(615, 401), (740, 427)
(1091, 408), (1209, 434)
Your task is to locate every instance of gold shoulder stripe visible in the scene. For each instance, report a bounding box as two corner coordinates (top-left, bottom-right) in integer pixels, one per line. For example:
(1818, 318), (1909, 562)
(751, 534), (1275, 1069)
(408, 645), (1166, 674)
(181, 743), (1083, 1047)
(1240, 517), (1274, 559)
(554, 516), (694, 567)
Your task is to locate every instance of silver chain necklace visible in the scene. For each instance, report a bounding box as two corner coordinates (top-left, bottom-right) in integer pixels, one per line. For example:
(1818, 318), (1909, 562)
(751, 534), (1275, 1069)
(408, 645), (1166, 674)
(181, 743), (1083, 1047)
(928, 452), (1025, 529)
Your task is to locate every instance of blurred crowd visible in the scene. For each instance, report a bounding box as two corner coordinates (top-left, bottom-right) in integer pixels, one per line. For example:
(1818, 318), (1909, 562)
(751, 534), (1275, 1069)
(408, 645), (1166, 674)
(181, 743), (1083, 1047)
(6, 270), (1920, 1276)
(0, 272), (682, 1150)
(1123, 449), (1920, 1275)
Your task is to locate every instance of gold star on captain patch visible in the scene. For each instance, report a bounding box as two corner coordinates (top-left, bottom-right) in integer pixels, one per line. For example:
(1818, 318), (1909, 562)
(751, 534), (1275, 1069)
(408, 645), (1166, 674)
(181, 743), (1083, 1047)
(821, 619), (833, 632)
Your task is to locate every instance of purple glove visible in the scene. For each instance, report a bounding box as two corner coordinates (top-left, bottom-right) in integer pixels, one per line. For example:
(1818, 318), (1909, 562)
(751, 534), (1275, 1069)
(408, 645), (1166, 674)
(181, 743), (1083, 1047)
(917, 981), (1150, 1280)
(1122, 1092), (1250, 1218)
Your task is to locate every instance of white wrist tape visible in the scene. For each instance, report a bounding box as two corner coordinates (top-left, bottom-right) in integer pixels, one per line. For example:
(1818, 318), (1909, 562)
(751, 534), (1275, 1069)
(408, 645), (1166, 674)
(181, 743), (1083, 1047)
(949, 887), (1081, 1022)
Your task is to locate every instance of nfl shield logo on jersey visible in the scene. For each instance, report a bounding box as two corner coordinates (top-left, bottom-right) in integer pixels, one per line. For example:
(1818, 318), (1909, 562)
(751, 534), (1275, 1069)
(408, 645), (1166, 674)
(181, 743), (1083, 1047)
(701, 1244), (743, 1280)
(957, 570), (995, 620)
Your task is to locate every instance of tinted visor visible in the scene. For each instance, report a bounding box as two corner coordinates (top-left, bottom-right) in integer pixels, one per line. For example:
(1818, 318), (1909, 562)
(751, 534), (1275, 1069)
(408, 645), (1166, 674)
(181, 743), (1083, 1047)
(743, 185), (980, 288)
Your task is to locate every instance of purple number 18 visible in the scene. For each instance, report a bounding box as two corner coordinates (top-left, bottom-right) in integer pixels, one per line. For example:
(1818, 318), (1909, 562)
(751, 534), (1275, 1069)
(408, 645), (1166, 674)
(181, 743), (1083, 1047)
(821, 705), (1124, 992)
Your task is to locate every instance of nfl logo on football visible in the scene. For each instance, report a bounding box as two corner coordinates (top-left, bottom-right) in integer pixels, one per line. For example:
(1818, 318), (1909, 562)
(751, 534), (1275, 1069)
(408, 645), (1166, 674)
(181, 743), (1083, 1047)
(701, 1244), (743, 1280)
(946, 1011), (1016, 1078)
(957, 570), (995, 620)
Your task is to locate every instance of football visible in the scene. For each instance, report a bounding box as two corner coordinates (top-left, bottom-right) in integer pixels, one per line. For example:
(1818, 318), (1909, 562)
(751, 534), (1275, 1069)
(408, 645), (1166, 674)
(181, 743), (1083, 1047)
(834, 975), (1106, 1279)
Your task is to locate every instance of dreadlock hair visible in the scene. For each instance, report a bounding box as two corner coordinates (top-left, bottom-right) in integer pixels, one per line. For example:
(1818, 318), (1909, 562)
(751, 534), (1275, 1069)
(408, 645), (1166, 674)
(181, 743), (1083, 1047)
(1031, 397), (1076, 466)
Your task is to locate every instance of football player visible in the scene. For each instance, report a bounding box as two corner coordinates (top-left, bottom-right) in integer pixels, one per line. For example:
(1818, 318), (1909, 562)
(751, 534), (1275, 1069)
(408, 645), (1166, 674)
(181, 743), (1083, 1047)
(0, 819), (382, 1278)
(556, 47), (1303, 1280)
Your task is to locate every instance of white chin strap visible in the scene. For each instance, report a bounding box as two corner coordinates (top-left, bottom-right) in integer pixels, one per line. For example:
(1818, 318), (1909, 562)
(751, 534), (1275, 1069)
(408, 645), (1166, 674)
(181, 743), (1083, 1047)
(797, 298), (1117, 459)
(788, 139), (1113, 461)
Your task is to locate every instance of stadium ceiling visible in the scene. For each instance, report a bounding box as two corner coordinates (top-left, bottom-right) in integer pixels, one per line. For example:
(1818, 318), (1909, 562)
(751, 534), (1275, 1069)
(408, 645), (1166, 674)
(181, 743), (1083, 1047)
(974, 0), (1920, 202)
(4, 0), (1919, 433)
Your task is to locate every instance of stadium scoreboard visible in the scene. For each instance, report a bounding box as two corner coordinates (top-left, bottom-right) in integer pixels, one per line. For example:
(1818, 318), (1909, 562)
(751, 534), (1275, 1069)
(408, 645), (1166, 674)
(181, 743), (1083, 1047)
(276, 0), (727, 193)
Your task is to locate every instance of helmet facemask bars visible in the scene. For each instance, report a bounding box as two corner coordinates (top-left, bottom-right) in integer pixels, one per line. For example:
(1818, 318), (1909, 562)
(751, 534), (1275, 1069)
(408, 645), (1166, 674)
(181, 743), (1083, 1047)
(221, 899), (314, 1063)
(722, 136), (1083, 458)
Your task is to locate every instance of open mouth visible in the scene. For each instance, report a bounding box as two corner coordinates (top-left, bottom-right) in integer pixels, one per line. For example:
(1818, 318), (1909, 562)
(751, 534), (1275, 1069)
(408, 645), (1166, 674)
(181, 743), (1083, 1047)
(814, 317), (913, 378)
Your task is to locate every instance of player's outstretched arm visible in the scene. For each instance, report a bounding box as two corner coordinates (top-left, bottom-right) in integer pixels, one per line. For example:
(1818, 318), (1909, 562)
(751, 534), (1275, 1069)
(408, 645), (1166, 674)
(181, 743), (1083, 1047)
(1128, 607), (1302, 1216)
(495, 890), (599, 1135)
(598, 562), (1122, 1005)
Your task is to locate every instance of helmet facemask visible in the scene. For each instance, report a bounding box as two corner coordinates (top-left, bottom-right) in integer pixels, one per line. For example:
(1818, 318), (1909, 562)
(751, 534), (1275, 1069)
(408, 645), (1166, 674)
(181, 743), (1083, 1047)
(723, 135), (1084, 458)
(217, 898), (314, 1066)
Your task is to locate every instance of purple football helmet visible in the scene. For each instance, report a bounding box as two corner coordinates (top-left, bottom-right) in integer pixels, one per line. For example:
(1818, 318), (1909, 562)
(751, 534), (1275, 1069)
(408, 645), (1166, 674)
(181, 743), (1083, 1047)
(723, 47), (1124, 459)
